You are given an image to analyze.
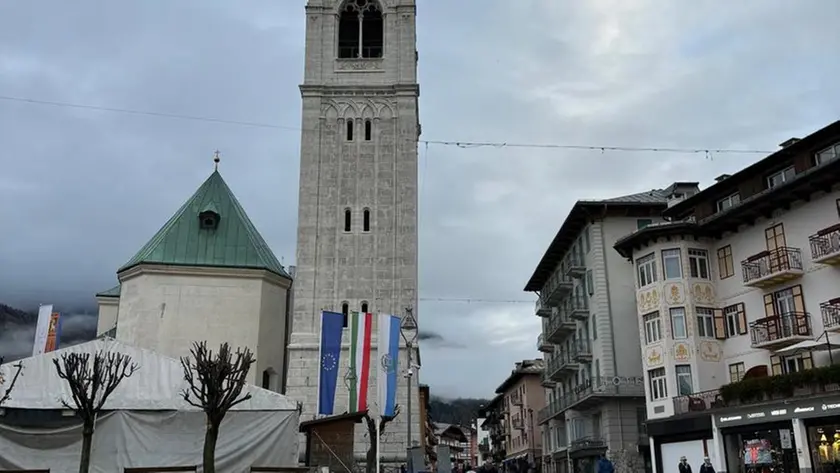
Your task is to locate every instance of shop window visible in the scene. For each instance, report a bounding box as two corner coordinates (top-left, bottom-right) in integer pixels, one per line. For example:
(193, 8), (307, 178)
(810, 425), (840, 471)
(662, 248), (683, 279)
(724, 428), (798, 473)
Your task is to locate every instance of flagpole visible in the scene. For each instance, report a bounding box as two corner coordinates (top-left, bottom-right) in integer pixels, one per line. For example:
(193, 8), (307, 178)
(376, 412), (382, 473)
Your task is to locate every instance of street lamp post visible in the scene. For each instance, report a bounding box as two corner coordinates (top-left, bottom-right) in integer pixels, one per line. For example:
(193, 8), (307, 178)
(401, 307), (419, 471)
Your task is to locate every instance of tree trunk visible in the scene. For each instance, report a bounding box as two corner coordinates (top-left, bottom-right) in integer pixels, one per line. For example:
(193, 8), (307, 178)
(204, 421), (220, 473)
(366, 443), (377, 473)
(79, 420), (94, 473)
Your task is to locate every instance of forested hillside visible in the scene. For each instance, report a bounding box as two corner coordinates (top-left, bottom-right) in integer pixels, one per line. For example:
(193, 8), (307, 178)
(429, 396), (490, 427)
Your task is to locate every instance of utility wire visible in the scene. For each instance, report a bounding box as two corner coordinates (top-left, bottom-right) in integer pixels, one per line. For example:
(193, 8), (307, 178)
(4, 287), (535, 304)
(0, 94), (774, 155)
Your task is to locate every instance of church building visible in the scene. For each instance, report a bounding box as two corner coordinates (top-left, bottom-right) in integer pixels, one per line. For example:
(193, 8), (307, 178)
(95, 166), (293, 391)
(286, 0), (422, 462)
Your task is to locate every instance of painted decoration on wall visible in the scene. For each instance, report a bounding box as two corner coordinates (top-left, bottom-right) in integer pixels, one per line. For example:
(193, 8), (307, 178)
(673, 342), (691, 362)
(637, 288), (660, 313)
(645, 346), (664, 367)
(664, 283), (685, 306)
(699, 341), (722, 362)
(692, 283), (716, 305)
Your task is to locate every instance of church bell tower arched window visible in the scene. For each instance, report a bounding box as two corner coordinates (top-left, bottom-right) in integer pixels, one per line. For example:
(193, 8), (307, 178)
(337, 0), (383, 59)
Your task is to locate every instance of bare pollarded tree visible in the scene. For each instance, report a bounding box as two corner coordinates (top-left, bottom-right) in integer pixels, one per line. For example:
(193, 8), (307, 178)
(180, 341), (256, 473)
(0, 356), (24, 406)
(362, 405), (401, 473)
(53, 350), (139, 473)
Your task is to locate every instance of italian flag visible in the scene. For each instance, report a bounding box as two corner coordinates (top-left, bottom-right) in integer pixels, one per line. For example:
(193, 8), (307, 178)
(348, 311), (373, 413)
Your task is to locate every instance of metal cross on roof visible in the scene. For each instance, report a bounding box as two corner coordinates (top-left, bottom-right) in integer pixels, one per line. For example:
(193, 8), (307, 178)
(213, 150), (221, 170)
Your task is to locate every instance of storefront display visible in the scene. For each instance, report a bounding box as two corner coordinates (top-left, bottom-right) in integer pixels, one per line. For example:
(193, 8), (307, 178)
(807, 420), (840, 473)
(721, 424), (798, 473)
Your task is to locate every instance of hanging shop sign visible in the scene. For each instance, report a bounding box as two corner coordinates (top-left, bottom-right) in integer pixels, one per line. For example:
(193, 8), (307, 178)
(716, 396), (840, 427)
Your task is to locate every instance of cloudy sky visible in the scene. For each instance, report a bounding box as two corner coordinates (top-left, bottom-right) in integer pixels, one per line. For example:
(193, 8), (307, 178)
(1, 0), (839, 399)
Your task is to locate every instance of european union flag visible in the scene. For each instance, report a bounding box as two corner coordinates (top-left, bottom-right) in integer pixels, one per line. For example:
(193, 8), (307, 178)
(317, 310), (345, 416)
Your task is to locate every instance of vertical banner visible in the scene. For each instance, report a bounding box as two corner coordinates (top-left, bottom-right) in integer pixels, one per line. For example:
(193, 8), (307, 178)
(44, 312), (62, 353)
(32, 304), (53, 356)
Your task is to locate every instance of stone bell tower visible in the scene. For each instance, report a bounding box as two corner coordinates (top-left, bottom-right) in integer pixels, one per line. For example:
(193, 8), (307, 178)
(286, 0), (420, 462)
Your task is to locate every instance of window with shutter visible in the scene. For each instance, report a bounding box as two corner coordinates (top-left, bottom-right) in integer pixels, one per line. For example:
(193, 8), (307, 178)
(737, 303), (748, 335)
(770, 355), (783, 375)
(713, 309), (727, 340)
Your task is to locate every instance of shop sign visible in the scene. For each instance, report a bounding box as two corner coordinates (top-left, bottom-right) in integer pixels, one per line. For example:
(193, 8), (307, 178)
(780, 429), (792, 449)
(716, 396), (840, 427)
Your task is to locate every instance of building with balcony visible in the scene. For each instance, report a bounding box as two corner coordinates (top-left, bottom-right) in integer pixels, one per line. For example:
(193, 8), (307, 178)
(614, 120), (840, 473)
(434, 423), (470, 468)
(494, 359), (545, 473)
(525, 189), (687, 473)
(479, 394), (506, 464)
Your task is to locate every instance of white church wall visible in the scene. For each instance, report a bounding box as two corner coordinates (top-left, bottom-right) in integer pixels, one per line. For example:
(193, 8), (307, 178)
(95, 296), (119, 336)
(115, 265), (289, 386)
(257, 278), (290, 393)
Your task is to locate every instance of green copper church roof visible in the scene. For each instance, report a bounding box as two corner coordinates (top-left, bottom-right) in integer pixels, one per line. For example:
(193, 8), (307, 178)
(118, 170), (290, 279)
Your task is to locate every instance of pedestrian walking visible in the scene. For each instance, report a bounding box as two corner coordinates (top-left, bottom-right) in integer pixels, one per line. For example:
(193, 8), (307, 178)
(679, 456), (692, 473)
(699, 457), (714, 473)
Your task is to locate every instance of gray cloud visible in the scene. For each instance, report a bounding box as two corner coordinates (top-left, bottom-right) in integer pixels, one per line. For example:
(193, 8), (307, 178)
(1, 0), (839, 398)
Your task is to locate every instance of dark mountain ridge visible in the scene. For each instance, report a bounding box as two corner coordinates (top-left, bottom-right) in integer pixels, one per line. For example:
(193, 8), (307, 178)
(429, 396), (490, 428)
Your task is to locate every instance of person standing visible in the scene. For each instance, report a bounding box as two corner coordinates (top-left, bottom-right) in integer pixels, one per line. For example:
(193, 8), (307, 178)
(699, 457), (714, 473)
(597, 454), (615, 473)
(679, 456), (693, 473)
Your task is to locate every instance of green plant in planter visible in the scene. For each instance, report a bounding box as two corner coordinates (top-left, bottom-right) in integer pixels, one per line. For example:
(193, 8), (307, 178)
(719, 364), (840, 405)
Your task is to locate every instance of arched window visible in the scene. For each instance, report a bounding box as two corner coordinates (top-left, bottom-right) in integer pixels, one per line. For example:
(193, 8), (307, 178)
(337, 0), (383, 59)
(363, 208), (371, 232)
(344, 208), (352, 232)
(361, 301), (369, 313)
(364, 119), (372, 141)
(346, 120), (354, 141)
(341, 301), (350, 328)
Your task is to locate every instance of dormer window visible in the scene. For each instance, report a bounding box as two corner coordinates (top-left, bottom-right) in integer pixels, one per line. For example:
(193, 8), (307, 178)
(199, 205), (220, 230)
(766, 165), (795, 189)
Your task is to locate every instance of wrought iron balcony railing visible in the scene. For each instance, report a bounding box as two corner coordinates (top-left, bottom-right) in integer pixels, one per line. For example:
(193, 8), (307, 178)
(741, 247), (803, 287)
(810, 224), (840, 264)
(749, 312), (812, 349)
(822, 299), (840, 331)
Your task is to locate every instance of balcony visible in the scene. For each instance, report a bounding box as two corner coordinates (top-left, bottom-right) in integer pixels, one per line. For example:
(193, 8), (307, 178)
(546, 310), (576, 344)
(810, 224), (840, 265)
(543, 271), (574, 306)
(564, 252), (586, 278)
(537, 399), (563, 424)
(546, 352), (578, 381)
(566, 296), (590, 321)
(822, 299), (840, 332)
(512, 394), (523, 406)
(572, 340), (592, 362)
(537, 334), (554, 353)
(674, 366), (840, 416)
(557, 376), (645, 412)
(568, 437), (607, 458)
(511, 417), (524, 430)
(540, 370), (556, 388)
(535, 298), (552, 317)
(749, 312), (812, 349)
(741, 247), (804, 288)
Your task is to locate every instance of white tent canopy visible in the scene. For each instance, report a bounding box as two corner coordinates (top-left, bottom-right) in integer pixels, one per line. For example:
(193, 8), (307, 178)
(0, 337), (298, 411)
(0, 338), (300, 473)
(775, 332), (840, 355)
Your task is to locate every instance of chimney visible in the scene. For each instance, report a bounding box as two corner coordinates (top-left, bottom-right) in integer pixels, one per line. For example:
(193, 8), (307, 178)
(289, 265), (297, 278)
(779, 137), (801, 148)
(714, 174), (731, 183)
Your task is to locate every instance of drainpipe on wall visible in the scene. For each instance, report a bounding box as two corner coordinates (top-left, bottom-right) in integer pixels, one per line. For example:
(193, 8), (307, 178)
(281, 265), (296, 395)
